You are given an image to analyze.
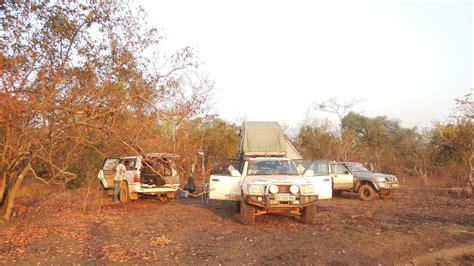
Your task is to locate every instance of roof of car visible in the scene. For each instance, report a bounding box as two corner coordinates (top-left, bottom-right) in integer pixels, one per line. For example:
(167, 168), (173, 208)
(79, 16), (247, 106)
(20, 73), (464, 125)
(114, 153), (178, 160)
(249, 157), (290, 161)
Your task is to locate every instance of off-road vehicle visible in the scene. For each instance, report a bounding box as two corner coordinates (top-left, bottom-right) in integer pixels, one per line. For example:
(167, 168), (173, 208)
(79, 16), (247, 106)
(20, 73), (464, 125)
(97, 153), (180, 203)
(334, 161), (399, 200)
(209, 121), (330, 225)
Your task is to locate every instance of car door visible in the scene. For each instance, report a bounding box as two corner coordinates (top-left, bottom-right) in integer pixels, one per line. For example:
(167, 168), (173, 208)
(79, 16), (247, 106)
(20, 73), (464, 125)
(101, 158), (119, 188)
(122, 157), (137, 184)
(209, 161), (242, 201)
(303, 160), (333, 200)
(330, 163), (353, 190)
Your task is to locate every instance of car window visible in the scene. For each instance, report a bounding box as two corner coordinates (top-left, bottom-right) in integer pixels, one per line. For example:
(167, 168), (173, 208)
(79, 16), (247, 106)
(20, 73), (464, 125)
(247, 160), (299, 176)
(142, 158), (174, 176)
(331, 164), (347, 174)
(121, 159), (137, 171)
(211, 160), (240, 176)
(347, 163), (370, 172)
(307, 160), (330, 176)
(103, 159), (118, 170)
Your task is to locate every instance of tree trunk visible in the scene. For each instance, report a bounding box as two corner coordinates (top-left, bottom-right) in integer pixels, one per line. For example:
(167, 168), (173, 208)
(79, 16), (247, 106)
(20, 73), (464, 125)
(3, 165), (29, 221)
(469, 152), (473, 189)
(0, 172), (6, 206)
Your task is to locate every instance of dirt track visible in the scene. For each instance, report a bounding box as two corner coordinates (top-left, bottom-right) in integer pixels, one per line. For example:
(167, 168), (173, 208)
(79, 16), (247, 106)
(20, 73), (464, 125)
(1, 187), (473, 264)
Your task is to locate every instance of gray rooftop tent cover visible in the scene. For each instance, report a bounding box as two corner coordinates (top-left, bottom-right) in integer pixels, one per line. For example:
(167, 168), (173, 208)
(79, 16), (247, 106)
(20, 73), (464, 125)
(239, 121), (303, 160)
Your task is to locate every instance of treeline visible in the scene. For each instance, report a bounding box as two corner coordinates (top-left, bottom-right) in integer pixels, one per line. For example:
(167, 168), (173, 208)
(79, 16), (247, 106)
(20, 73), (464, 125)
(295, 96), (473, 187)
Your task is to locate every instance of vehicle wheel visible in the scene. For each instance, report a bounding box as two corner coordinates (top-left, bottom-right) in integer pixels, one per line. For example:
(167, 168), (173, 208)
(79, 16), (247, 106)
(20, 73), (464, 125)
(333, 190), (343, 197)
(301, 203), (317, 224)
(379, 190), (395, 199)
(159, 194), (170, 203)
(129, 192), (138, 200)
(240, 200), (255, 225)
(119, 181), (130, 204)
(358, 183), (376, 201)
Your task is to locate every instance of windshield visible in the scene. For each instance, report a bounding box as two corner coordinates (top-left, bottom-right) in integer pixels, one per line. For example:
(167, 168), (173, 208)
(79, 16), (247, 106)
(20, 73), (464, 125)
(247, 159), (299, 176)
(346, 162), (370, 172)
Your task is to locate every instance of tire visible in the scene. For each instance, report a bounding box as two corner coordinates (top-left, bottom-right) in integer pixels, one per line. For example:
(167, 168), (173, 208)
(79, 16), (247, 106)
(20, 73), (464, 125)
(240, 199), (255, 225)
(158, 194), (170, 203)
(119, 181), (130, 204)
(301, 203), (317, 224)
(333, 190), (343, 197)
(358, 183), (376, 201)
(379, 190), (395, 199)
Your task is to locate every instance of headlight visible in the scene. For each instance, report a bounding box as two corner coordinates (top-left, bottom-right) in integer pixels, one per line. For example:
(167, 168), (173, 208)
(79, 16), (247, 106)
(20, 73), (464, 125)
(376, 177), (386, 182)
(290, 184), (299, 194)
(269, 184), (279, 194)
(300, 184), (315, 195)
(248, 184), (265, 195)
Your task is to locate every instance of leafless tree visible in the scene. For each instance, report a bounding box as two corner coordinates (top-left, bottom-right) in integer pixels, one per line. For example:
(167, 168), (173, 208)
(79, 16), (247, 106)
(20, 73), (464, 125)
(312, 98), (361, 139)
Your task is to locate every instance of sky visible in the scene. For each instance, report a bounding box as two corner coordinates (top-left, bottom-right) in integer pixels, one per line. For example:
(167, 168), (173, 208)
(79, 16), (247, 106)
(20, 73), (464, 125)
(137, 0), (472, 130)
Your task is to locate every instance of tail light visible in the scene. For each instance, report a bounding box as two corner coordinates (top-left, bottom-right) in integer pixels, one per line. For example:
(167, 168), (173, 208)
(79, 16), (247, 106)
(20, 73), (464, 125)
(134, 175), (141, 183)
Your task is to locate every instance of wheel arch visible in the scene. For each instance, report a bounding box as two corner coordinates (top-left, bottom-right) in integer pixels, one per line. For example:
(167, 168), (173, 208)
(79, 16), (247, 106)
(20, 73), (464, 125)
(120, 179), (129, 187)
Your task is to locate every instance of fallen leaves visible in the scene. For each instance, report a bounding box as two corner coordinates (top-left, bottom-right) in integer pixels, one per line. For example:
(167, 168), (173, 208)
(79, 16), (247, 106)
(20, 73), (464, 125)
(149, 235), (171, 247)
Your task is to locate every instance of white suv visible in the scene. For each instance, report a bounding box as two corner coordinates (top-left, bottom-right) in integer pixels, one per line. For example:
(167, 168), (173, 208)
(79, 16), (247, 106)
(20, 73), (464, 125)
(210, 157), (331, 225)
(97, 153), (180, 203)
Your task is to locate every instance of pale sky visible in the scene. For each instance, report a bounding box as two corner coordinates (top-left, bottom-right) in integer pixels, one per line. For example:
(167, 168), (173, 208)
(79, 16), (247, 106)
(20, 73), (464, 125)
(137, 0), (472, 130)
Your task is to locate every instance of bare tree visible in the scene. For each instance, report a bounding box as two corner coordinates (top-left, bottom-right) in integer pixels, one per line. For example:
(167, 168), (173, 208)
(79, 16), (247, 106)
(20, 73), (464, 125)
(0, 2), (212, 220)
(312, 98), (361, 139)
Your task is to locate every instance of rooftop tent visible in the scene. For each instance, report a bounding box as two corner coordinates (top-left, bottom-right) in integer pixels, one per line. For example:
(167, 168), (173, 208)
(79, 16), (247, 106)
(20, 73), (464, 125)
(239, 121), (287, 156)
(285, 139), (303, 160)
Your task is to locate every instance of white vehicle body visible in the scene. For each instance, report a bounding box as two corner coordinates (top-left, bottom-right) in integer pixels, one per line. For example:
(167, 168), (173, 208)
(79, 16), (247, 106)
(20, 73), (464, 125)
(210, 157), (331, 202)
(97, 154), (180, 201)
(299, 160), (334, 200)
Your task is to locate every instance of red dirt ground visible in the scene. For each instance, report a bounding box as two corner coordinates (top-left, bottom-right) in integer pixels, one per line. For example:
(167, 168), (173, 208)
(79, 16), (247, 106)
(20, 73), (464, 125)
(1, 187), (473, 264)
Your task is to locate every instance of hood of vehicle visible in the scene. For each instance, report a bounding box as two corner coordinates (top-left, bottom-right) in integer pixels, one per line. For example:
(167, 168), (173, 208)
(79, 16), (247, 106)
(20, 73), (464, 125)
(353, 171), (397, 181)
(244, 175), (312, 185)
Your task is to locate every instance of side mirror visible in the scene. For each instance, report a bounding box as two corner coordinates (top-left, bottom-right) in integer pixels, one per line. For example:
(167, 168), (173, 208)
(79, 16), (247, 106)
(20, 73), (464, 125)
(343, 170), (349, 175)
(304, 170), (315, 177)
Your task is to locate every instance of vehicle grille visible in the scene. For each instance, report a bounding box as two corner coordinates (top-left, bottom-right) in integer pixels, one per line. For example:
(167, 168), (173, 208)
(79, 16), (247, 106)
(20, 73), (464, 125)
(277, 185), (291, 193)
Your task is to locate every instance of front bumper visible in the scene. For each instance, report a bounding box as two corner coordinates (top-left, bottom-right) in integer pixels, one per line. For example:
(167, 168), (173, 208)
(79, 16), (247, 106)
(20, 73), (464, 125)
(374, 182), (399, 191)
(244, 193), (318, 210)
